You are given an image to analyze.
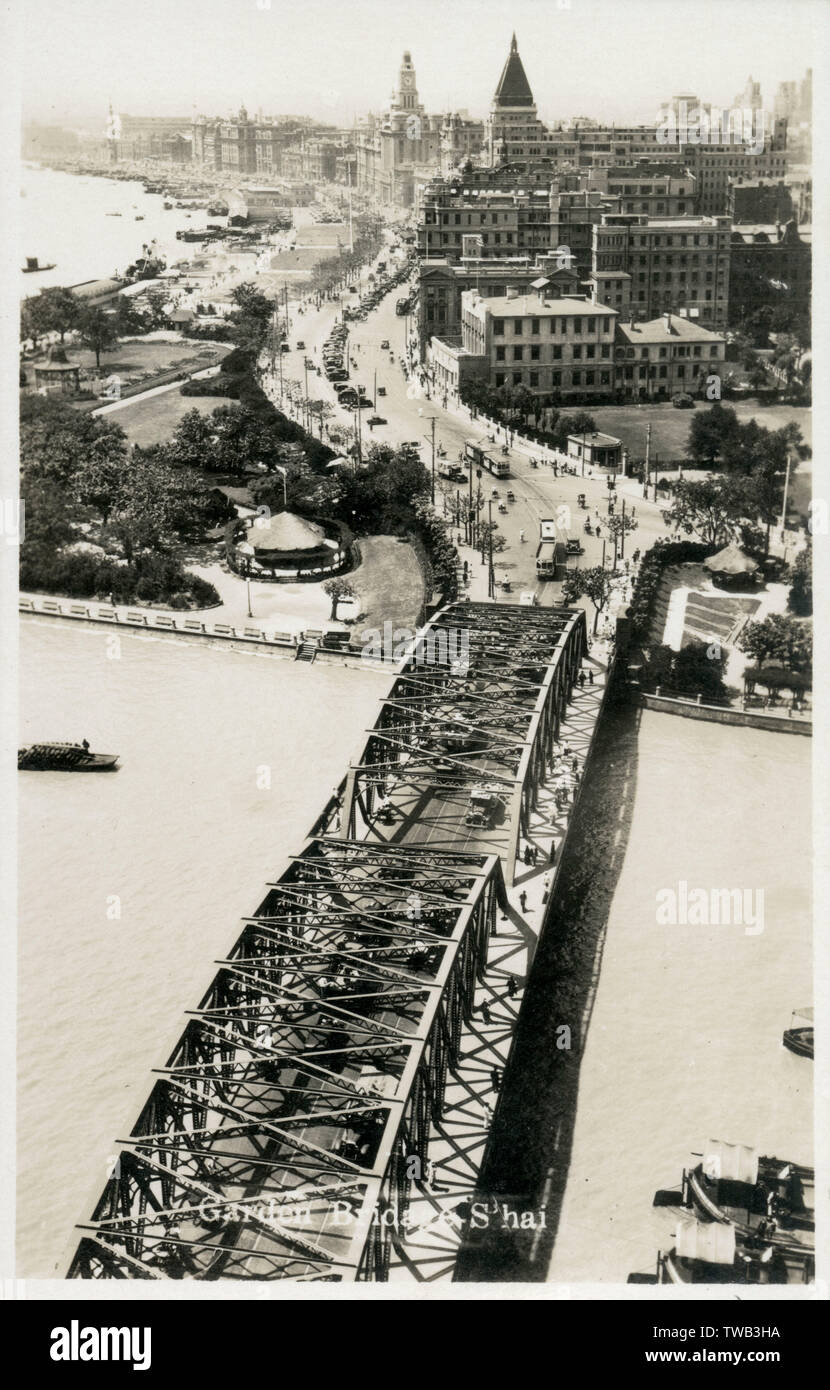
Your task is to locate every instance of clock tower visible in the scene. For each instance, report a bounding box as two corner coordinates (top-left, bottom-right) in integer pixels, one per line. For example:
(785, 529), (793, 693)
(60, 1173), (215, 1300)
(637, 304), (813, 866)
(396, 51), (419, 111)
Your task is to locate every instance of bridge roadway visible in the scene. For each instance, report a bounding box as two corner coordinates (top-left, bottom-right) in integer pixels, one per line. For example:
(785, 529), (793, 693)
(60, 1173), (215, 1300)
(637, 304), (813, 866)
(66, 599), (608, 1282)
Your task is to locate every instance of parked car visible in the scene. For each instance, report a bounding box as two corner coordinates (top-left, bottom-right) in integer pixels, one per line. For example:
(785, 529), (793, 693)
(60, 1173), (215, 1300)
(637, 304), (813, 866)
(296, 340), (305, 350)
(672, 393), (694, 408)
(368, 415), (387, 425)
(380, 339), (390, 349)
(519, 591), (538, 607)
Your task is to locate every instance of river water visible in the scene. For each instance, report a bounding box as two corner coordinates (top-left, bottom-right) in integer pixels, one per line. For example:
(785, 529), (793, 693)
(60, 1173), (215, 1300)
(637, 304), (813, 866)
(17, 618), (389, 1277)
(547, 707), (813, 1284)
(19, 164), (213, 295)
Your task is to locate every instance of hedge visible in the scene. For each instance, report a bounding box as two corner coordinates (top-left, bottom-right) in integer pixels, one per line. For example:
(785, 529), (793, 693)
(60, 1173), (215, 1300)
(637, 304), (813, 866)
(629, 539), (716, 643)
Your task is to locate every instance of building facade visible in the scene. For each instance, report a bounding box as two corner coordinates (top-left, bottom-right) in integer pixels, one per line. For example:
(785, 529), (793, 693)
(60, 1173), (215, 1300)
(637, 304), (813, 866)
(592, 213), (731, 330)
(728, 221), (811, 326)
(355, 52), (443, 206)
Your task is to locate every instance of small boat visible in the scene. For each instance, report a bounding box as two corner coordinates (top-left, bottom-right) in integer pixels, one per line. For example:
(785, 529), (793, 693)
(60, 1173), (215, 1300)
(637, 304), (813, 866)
(658, 1218), (813, 1285)
(18, 742), (120, 772)
(106, 212), (122, 217)
(783, 1007), (814, 1058)
(22, 257), (56, 273)
(680, 1142), (814, 1257)
(163, 201), (173, 210)
(135, 215), (144, 221)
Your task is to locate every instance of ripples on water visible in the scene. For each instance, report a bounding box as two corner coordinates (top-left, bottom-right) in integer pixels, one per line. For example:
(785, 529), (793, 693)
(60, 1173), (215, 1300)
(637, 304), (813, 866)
(17, 619), (389, 1276)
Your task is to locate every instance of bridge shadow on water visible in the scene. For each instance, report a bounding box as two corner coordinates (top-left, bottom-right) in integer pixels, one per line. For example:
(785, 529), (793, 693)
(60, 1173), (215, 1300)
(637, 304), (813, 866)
(455, 694), (643, 1282)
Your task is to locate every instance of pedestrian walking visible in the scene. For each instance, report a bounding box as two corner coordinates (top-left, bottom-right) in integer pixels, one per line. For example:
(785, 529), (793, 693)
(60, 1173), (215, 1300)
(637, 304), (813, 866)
(523, 845), (531, 865)
(543, 872), (552, 902)
(481, 1001), (492, 1026)
(532, 845), (539, 866)
(588, 669), (594, 685)
(550, 840), (557, 863)
(490, 1067), (502, 1092)
(578, 671), (585, 688)
(507, 976), (518, 999)
(519, 890), (528, 912)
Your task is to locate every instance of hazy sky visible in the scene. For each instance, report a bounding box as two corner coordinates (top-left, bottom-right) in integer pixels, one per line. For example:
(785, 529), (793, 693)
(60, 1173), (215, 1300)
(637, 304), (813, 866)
(16, 0), (818, 128)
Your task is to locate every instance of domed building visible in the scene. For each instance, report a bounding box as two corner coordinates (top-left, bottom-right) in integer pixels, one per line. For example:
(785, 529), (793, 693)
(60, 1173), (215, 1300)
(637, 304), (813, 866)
(235, 510), (349, 580)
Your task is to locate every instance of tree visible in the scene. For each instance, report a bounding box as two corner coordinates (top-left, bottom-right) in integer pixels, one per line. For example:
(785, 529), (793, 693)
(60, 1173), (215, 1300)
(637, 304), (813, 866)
(788, 544), (812, 616)
(685, 404), (740, 465)
(20, 294), (52, 350)
(109, 452), (181, 561)
(737, 613), (812, 672)
(665, 476), (749, 545)
(20, 394), (127, 492)
(35, 286), (80, 343)
(323, 577), (355, 621)
(73, 430), (129, 526)
(77, 306), (119, 369)
(606, 510), (638, 567)
(561, 565), (614, 634)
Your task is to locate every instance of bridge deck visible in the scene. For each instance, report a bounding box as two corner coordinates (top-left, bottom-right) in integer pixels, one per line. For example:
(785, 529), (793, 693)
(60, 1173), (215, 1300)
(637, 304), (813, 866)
(67, 601), (607, 1282)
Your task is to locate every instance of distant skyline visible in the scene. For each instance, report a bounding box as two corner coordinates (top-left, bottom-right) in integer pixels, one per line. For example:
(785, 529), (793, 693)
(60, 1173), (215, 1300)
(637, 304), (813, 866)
(16, 0), (818, 129)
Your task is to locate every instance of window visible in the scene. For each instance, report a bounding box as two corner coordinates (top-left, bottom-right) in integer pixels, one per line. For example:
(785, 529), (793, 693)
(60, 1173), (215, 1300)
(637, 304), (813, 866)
(678, 365), (686, 378)
(658, 365), (667, 378)
(531, 318), (540, 335)
(573, 317), (582, 334)
(514, 319), (523, 334)
(529, 371), (539, 387)
(513, 346), (524, 361)
(495, 373), (505, 387)
(573, 344), (582, 360)
(553, 345), (562, 360)
(494, 321), (504, 335)
(601, 344), (610, 359)
(585, 371), (595, 385)
(600, 371), (610, 385)
(496, 346), (505, 361)
(531, 344), (540, 360)
(512, 371), (522, 385)
(572, 370), (582, 385)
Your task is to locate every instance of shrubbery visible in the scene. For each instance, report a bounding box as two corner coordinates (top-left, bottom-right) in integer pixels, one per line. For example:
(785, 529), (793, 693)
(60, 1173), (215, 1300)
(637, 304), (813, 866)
(20, 546), (219, 609)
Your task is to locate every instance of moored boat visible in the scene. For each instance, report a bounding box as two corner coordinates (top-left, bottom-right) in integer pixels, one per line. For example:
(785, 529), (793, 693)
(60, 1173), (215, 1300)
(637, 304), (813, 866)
(682, 1141), (814, 1257)
(783, 1007), (814, 1058)
(18, 742), (120, 772)
(22, 256), (56, 273)
(658, 1218), (813, 1285)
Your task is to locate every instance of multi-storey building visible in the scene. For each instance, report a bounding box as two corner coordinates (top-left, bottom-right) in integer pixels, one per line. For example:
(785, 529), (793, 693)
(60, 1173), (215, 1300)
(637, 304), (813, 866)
(428, 285), (725, 404)
(440, 111), (486, 174)
(417, 168), (616, 281)
(355, 52), (442, 206)
(728, 221), (811, 326)
(419, 254), (580, 357)
(614, 314), (726, 399)
(460, 286), (619, 400)
(729, 178), (795, 225)
(593, 213), (731, 330)
(587, 161), (697, 217)
(115, 115), (192, 162)
(192, 111), (312, 176)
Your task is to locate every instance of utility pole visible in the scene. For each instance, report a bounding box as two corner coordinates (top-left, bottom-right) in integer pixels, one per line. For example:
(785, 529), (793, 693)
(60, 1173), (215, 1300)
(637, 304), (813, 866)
(620, 497), (626, 560)
(468, 457), (473, 545)
(303, 357), (309, 429)
(430, 415), (436, 505)
(487, 498), (495, 598)
(373, 367), (377, 407)
(780, 450), (792, 536)
(643, 421), (651, 499)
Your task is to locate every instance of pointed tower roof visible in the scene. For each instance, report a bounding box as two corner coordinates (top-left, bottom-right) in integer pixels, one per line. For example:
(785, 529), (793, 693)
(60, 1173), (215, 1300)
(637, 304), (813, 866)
(493, 33), (535, 108)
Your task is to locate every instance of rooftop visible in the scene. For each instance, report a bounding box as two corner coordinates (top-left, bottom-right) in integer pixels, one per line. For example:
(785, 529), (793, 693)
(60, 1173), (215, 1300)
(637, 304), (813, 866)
(616, 314), (724, 344)
(493, 34), (535, 109)
(466, 292), (615, 319)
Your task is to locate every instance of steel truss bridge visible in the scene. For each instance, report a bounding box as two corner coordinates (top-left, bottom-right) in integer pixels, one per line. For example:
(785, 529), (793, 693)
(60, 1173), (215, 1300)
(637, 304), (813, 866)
(67, 602), (589, 1281)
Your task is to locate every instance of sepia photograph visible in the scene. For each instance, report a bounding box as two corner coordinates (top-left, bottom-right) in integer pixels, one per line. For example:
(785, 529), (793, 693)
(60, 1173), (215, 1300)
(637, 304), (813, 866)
(0, 0), (825, 1350)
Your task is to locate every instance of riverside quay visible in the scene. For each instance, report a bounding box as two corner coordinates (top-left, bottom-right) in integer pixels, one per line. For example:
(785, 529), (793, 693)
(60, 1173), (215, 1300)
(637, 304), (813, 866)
(67, 602), (607, 1282)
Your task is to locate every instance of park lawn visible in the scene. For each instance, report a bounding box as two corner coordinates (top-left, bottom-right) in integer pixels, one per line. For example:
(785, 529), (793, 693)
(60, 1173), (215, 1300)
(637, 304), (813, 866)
(71, 337), (230, 379)
(585, 399), (812, 462)
(107, 388), (223, 447)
